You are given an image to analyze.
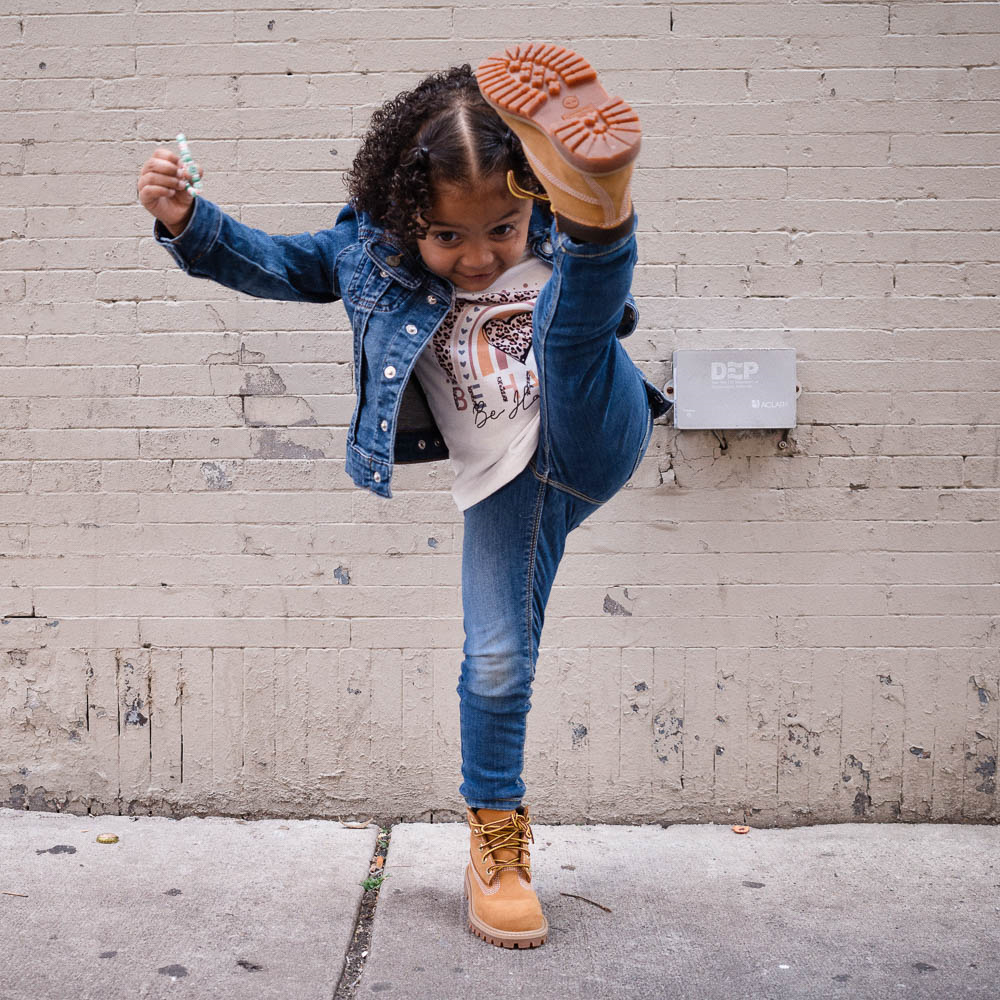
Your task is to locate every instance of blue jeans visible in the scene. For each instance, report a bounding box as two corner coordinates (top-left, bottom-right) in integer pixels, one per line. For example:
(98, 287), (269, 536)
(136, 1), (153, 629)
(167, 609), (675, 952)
(457, 218), (655, 809)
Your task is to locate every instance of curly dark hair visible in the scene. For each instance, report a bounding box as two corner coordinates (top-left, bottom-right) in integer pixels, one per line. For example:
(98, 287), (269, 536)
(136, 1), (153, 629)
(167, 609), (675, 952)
(344, 64), (547, 248)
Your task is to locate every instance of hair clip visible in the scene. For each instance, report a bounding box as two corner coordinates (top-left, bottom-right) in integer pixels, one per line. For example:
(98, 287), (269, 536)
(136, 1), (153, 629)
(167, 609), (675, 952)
(506, 170), (549, 202)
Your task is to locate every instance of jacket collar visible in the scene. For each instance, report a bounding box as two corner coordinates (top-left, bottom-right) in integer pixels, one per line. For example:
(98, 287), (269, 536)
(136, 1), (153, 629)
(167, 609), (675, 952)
(359, 213), (424, 290)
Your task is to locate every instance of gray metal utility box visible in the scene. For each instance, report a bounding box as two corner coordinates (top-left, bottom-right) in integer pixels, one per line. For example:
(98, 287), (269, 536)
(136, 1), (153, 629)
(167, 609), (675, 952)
(668, 349), (798, 429)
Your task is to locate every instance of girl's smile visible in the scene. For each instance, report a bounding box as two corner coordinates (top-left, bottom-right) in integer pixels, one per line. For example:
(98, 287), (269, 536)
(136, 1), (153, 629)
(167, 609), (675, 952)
(416, 173), (534, 292)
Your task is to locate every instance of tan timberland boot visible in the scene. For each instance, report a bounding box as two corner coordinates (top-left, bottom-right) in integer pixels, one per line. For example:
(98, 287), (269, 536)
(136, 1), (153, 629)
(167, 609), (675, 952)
(476, 42), (641, 242)
(463, 805), (548, 948)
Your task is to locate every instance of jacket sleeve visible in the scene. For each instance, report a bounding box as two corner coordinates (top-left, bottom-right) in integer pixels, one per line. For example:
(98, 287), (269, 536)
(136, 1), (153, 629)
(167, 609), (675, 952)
(153, 196), (356, 304)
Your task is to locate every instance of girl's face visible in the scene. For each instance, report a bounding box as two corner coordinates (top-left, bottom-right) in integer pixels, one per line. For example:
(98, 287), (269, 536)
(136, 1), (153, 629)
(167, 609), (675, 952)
(416, 172), (534, 292)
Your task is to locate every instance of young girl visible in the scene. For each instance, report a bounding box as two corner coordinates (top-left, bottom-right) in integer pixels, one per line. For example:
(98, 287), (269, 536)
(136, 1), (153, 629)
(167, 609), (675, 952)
(138, 41), (671, 950)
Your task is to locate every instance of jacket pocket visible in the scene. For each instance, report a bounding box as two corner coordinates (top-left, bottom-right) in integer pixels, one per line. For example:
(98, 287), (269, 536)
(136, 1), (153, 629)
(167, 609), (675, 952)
(348, 259), (413, 314)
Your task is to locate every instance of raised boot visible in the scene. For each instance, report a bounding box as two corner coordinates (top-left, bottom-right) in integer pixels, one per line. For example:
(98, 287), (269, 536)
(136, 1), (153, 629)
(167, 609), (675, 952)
(463, 805), (548, 948)
(476, 42), (641, 242)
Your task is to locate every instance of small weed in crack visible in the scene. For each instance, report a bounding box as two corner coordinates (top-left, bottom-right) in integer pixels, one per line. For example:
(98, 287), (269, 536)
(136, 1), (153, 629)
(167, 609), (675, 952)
(334, 824), (392, 1000)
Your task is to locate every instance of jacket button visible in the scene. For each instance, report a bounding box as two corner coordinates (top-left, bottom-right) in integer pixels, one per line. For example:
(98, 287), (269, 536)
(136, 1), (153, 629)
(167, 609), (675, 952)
(542, 240), (553, 254)
(380, 419), (388, 431)
(380, 269), (388, 278)
(426, 295), (437, 305)
(405, 323), (418, 335)
(384, 365), (396, 378)
(373, 471), (381, 483)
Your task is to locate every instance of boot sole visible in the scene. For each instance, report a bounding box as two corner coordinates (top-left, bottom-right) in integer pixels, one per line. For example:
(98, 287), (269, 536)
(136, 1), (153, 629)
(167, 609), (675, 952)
(463, 864), (548, 949)
(476, 42), (641, 175)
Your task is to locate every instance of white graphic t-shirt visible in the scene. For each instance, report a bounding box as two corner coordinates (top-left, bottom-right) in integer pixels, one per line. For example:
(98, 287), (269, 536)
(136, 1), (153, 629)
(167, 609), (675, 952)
(413, 252), (553, 510)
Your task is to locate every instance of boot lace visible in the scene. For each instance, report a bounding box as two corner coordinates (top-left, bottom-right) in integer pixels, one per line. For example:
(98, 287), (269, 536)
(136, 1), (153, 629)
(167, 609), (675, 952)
(472, 811), (535, 877)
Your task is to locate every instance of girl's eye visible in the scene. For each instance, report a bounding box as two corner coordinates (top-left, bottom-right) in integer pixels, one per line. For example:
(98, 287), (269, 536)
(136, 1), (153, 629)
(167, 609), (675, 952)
(433, 231), (459, 244)
(492, 224), (516, 237)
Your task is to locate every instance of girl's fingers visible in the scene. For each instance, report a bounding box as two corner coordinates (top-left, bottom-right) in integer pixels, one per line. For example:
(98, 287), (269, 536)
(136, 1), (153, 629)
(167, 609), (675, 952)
(139, 171), (184, 195)
(151, 153), (174, 168)
(141, 158), (181, 184)
(143, 184), (179, 198)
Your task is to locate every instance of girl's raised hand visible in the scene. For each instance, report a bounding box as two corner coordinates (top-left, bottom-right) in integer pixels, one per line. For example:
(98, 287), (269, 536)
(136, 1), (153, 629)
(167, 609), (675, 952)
(137, 147), (204, 236)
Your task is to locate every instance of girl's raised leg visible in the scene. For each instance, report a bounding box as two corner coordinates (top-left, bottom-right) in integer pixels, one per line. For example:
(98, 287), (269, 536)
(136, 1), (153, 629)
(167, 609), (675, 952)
(477, 41), (655, 503)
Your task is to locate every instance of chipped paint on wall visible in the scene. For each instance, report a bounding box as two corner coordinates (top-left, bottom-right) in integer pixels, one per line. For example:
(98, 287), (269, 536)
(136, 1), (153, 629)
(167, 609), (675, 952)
(0, 641), (998, 823)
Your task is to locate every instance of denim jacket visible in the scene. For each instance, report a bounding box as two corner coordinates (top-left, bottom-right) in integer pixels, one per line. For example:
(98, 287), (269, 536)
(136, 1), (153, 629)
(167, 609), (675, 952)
(154, 196), (670, 499)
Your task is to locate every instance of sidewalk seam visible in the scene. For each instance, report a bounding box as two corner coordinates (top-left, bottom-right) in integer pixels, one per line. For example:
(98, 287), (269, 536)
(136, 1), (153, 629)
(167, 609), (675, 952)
(333, 822), (392, 999)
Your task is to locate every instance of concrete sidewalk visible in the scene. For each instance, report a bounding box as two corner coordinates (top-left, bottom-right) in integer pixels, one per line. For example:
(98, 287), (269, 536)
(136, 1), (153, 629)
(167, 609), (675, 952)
(1, 807), (997, 1000)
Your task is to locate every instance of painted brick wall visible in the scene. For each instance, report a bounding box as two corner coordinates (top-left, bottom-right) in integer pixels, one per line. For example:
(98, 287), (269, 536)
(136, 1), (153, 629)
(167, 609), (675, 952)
(2, 1), (998, 825)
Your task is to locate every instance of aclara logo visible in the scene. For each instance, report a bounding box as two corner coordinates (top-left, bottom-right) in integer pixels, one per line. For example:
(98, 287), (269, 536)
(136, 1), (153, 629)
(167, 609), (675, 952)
(711, 361), (759, 380)
(751, 399), (788, 408)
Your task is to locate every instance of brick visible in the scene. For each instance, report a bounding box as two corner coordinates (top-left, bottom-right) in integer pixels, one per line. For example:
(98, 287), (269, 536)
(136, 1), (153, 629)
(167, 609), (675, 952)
(891, 3), (1000, 35)
(969, 66), (1000, 98)
(674, 69), (747, 103)
(21, 13), (139, 47)
(671, 3), (887, 38)
(894, 133), (1000, 166)
(788, 165), (1000, 199)
(453, 5), (670, 39)
(963, 457), (1000, 488)
(896, 67), (973, 100)
(5, 45), (135, 79)
(777, 615), (996, 648)
(233, 9), (452, 42)
(751, 68), (894, 101)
